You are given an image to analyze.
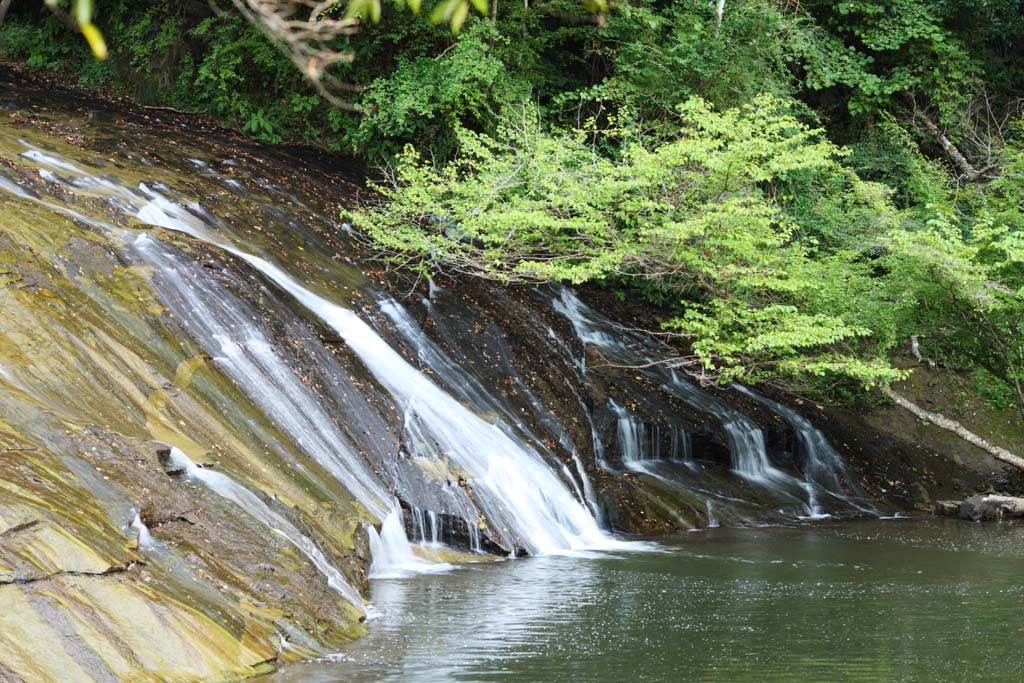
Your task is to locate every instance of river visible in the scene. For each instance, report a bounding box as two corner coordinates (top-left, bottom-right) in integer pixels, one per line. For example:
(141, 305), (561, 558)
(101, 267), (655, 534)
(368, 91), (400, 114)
(257, 518), (1024, 682)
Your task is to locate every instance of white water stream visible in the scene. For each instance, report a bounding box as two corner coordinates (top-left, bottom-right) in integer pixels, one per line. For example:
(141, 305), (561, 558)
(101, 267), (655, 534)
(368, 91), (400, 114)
(4, 149), (616, 560)
(131, 188), (613, 555)
(129, 511), (155, 549)
(552, 287), (849, 517)
(166, 446), (366, 609)
(732, 385), (876, 516)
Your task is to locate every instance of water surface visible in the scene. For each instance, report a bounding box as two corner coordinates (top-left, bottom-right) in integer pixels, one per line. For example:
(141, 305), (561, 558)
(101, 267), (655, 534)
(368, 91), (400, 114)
(257, 519), (1024, 682)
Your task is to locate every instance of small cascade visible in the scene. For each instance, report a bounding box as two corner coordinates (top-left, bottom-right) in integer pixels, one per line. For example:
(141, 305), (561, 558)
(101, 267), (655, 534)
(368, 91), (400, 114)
(587, 409), (611, 470)
(166, 447), (365, 609)
(611, 400), (643, 465)
(428, 511), (441, 546)
(468, 524), (482, 553)
(410, 507), (427, 544)
(369, 504), (449, 578)
(551, 287), (825, 515)
(609, 400), (691, 466)
(129, 511), (155, 549)
(705, 500), (720, 528)
(561, 463), (590, 514)
(732, 385), (875, 516)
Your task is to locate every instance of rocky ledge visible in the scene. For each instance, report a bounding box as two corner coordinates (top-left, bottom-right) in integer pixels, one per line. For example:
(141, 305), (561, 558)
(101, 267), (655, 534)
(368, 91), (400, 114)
(934, 494), (1024, 522)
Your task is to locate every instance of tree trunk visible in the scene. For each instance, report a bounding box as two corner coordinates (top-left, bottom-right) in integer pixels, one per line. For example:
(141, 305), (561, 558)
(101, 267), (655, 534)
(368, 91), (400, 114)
(714, 0), (726, 38)
(905, 99), (979, 180)
(909, 335), (935, 366)
(884, 386), (1024, 471)
(0, 0), (14, 24)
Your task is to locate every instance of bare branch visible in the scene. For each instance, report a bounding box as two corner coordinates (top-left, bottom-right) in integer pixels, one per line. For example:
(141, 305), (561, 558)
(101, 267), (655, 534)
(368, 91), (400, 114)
(909, 335), (935, 367)
(225, 0), (366, 110)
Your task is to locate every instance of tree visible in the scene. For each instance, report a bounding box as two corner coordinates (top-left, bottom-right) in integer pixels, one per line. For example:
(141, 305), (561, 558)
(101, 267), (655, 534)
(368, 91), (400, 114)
(349, 95), (1024, 470)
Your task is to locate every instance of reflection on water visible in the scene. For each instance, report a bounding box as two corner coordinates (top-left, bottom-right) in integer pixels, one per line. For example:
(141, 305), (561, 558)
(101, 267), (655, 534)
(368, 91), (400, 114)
(257, 519), (1024, 682)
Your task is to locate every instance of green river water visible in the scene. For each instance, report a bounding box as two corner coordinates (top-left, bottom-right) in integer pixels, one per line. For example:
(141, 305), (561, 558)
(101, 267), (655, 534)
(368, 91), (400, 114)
(256, 518), (1024, 682)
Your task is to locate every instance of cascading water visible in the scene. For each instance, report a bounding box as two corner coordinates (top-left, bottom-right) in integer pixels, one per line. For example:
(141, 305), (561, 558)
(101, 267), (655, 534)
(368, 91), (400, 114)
(551, 286), (856, 517)
(135, 201), (611, 553)
(368, 504), (451, 578)
(5, 149), (433, 576)
(705, 500), (720, 528)
(271, 289), (612, 555)
(731, 385), (875, 516)
(9, 148), (614, 556)
(129, 511), (155, 549)
(381, 293), (605, 528)
(129, 233), (438, 576)
(166, 446), (366, 609)
(217, 260), (610, 554)
(609, 399), (691, 466)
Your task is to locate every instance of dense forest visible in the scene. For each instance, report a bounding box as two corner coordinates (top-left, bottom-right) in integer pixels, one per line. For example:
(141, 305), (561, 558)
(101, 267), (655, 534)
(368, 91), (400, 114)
(3, 0), (1024, 460)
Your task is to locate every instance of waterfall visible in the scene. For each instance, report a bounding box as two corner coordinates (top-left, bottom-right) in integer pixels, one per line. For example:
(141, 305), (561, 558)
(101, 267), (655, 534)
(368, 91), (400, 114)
(551, 287), (821, 515)
(13, 152), (614, 557)
(131, 234), (388, 513)
(552, 287), (770, 477)
(731, 385), (875, 516)
(166, 447), (366, 610)
(3, 142), (870, 536)
(128, 198), (614, 554)
(129, 511), (155, 549)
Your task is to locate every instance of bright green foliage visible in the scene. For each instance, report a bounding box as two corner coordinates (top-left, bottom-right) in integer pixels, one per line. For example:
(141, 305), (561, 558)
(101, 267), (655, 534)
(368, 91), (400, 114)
(352, 22), (531, 158)
(350, 95), (909, 387)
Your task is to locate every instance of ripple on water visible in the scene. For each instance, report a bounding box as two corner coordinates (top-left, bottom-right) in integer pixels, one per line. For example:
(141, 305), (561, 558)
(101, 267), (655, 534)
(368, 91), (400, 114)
(253, 520), (1024, 683)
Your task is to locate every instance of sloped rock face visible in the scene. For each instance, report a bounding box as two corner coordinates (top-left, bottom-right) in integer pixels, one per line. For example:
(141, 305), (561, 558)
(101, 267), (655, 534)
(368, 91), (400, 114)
(0, 81), (374, 682)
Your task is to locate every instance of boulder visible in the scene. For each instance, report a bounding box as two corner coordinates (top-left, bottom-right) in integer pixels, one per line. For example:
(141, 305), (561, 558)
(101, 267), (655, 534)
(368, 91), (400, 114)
(935, 494), (1024, 521)
(933, 500), (961, 516)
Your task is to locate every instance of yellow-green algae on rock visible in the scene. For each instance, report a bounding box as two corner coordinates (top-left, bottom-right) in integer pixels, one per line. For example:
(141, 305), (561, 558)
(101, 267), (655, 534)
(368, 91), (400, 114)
(0, 112), (379, 681)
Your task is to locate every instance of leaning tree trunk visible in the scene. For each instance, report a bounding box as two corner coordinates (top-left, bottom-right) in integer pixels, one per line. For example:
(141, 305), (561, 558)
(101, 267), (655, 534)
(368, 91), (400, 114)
(714, 0), (726, 37)
(884, 386), (1024, 471)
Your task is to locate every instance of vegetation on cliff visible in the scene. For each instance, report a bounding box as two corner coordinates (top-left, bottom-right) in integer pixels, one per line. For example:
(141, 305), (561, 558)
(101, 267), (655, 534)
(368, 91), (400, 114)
(3, 0), (1023, 461)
